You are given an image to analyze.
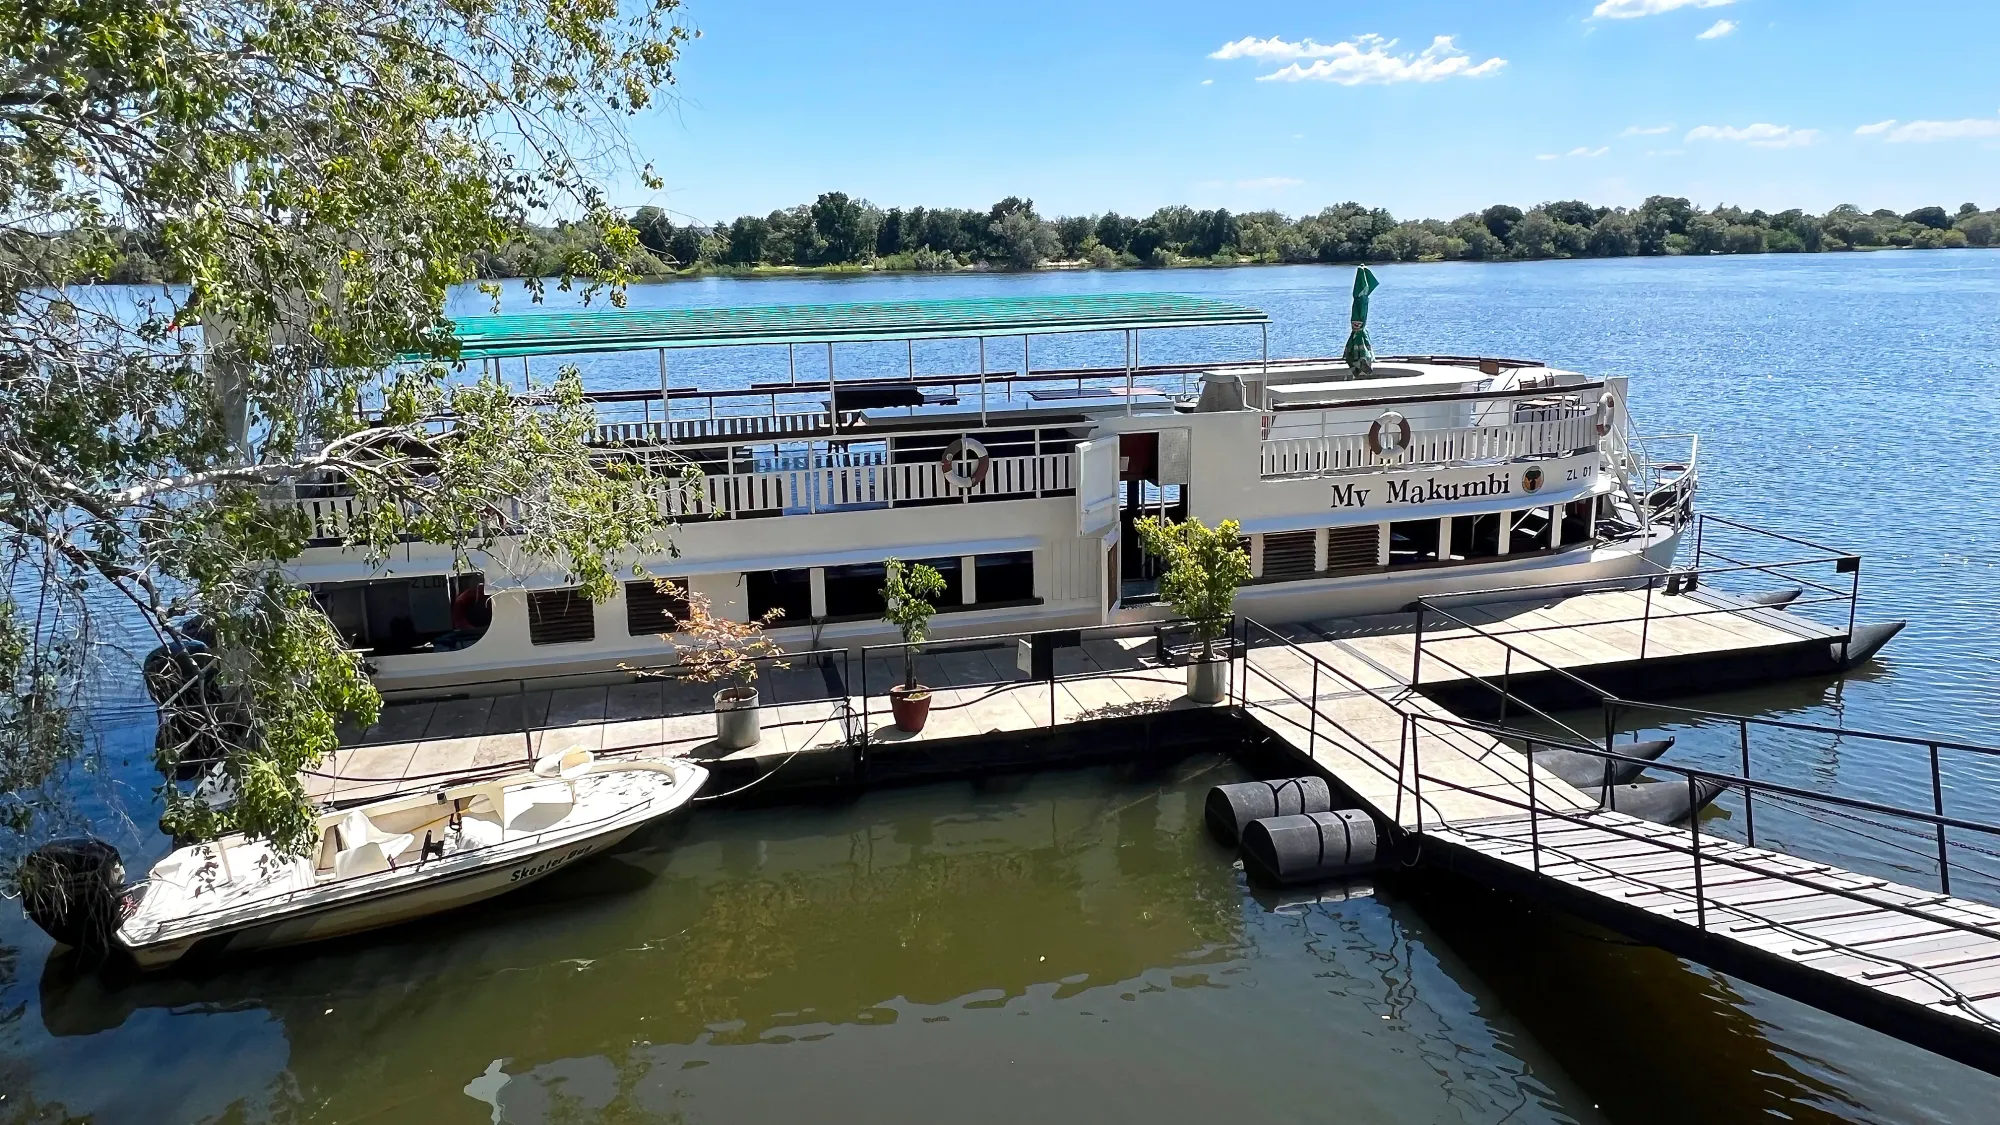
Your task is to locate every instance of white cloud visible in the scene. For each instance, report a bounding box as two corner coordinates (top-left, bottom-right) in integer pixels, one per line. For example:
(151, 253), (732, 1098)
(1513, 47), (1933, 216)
(1878, 113), (2000, 143)
(1697, 19), (1737, 38)
(1200, 79), (1214, 85)
(1620, 124), (1675, 136)
(1593, 0), (1733, 18)
(1685, 123), (1820, 148)
(1210, 36), (1346, 62)
(1854, 119), (1897, 136)
(1568, 146), (1611, 157)
(1258, 35), (1505, 85)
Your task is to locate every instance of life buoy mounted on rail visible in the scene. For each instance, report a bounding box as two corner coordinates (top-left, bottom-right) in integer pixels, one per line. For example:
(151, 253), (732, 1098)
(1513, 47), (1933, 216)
(940, 437), (991, 489)
(1367, 410), (1412, 456)
(1596, 391), (1619, 437)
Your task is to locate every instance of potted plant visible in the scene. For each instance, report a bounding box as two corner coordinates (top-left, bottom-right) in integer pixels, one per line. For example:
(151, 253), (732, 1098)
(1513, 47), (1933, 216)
(881, 558), (949, 732)
(1132, 515), (1249, 704)
(663, 583), (787, 750)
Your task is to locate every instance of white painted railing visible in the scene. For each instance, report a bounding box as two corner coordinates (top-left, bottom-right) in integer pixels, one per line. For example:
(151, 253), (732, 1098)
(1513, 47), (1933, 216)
(663, 451), (1075, 517)
(1260, 411), (1600, 479)
(290, 452), (1076, 540)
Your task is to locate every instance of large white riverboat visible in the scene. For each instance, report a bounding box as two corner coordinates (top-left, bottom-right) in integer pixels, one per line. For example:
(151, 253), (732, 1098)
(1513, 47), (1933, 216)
(283, 292), (1696, 697)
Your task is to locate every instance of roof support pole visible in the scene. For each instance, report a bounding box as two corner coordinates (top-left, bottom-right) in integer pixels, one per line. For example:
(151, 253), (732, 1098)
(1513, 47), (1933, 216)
(827, 342), (837, 435)
(907, 338), (914, 380)
(658, 348), (669, 427)
(978, 337), (987, 426)
(788, 343), (796, 385)
(1125, 329), (1134, 418)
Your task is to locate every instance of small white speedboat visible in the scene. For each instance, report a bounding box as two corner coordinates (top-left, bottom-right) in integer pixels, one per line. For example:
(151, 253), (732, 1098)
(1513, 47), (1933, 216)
(29, 755), (706, 970)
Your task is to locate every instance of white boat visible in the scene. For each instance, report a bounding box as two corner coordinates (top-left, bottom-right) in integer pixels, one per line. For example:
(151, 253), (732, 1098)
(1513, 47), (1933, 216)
(109, 755), (705, 969)
(272, 292), (1698, 699)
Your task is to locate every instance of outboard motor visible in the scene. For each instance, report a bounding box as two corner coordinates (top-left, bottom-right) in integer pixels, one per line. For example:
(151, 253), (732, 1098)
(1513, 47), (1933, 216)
(19, 839), (129, 959)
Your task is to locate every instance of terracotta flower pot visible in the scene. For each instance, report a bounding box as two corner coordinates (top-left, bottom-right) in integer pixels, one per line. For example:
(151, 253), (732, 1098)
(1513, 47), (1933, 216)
(888, 684), (933, 732)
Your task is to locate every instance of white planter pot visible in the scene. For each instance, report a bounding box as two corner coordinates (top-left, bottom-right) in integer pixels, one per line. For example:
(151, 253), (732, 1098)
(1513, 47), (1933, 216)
(1186, 658), (1229, 704)
(714, 686), (761, 750)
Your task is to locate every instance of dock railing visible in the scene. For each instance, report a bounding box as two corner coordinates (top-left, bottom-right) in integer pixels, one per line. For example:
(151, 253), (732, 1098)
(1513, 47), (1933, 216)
(1398, 708), (2000, 1028)
(1401, 568), (2000, 900)
(1410, 532), (1864, 690)
(322, 645), (856, 801)
(1225, 615), (2000, 1026)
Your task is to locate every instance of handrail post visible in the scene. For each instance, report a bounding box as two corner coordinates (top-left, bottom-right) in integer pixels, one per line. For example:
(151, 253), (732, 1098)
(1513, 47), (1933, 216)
(1931, 743), (1951, 895)
(1410, 601), (1426, 687)
(1689, 772), (1706, 931)
(518, 677), (533, 766)
(860, 648), (870, 748)
(1602, 699), (1618, 793)
(1639, 576), (1654, 661)
(1499, 647), (1512, 727)
(1411, 715), (1423, 834)
(1309, 659), (1320, 751)
(1740, 718), (1755, 847)
(1844, 559), (1861, 666)
(1526, 737), (1540, 874)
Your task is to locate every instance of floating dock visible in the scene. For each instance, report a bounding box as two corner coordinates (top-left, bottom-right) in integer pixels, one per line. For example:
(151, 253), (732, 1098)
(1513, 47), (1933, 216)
(315, 575), (2000, 1075)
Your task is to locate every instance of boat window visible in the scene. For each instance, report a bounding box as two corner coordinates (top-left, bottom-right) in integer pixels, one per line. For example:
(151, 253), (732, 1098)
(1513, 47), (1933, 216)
(1388, 520), (1442, 567)
(1326, 525), (1381, 574)
(1450, 513), (1504, 561)
(625, 577), (690, 636)
(823, 557), (964, 620)
(1261, 530), (1317, 581)
(310, 572), (487, 655)
(528, 588), (596, 645)
(973, 552), (1035, 604)
(747, 568), (812, 625)
(1510, 508), (1554, 554)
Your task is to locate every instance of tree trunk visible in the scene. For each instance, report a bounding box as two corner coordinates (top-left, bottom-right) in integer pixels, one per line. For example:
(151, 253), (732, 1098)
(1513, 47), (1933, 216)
(903, 648), (916, 690)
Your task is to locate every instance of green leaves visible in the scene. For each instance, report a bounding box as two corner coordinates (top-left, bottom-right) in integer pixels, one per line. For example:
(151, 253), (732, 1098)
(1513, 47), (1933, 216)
(2, 0), (688, 859)
(1133, 516), (1250, 656)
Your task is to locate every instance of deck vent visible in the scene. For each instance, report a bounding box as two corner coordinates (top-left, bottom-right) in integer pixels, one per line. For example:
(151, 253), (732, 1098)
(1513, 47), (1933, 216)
(1262, 531), (1318, 581)
(1325, 526), (1381, 574)
(625, 579), (690, 636)
(528, 588), (596, 646)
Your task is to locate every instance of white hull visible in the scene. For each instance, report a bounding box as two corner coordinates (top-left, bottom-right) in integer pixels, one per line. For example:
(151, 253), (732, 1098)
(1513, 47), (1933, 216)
(120, 761), (705, 969)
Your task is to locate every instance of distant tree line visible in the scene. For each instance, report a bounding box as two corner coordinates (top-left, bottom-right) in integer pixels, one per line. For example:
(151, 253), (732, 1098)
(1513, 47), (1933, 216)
(43, 195), (2000, 284)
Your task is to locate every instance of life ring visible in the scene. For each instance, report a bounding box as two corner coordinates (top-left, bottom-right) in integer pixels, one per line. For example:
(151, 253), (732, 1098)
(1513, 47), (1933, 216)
(1596, 391), (1618, 436)
(940, 437), (991, 489)
(1367, 410), (1412, 456)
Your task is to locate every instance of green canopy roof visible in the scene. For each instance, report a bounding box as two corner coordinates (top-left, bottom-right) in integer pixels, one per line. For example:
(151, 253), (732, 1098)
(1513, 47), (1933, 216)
(425, 292), (1268, 360)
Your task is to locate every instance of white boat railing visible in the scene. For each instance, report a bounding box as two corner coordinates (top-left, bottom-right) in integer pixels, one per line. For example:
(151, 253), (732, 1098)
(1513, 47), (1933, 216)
(1259, 411), (1601, 479)
(289, 451), (1077, 539)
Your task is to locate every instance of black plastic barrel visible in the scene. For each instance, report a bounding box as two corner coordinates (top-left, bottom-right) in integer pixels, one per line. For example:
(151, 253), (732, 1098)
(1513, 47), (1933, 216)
(1240, 809), (1379, 885)
(1205, 777), (1332, 846)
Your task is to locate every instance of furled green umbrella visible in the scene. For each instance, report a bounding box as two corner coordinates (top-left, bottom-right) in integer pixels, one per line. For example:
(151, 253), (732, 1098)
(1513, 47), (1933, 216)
(1342, 265), (1380, 375)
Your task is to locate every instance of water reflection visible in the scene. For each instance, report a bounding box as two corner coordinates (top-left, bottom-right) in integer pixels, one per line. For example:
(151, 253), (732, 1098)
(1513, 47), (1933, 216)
(21, 758), (1602, 1124)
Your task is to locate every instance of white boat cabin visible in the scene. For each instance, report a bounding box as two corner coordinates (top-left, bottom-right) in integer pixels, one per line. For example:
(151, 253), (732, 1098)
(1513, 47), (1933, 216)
(276, 293), (1696, 696)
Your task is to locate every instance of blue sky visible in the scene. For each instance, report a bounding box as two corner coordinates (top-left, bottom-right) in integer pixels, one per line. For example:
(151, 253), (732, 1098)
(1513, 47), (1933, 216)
(625, 0), (2000, 223)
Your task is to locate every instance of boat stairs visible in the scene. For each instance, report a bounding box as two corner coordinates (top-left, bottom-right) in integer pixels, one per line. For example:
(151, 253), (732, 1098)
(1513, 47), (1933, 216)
(317, 531), (2000, 1077)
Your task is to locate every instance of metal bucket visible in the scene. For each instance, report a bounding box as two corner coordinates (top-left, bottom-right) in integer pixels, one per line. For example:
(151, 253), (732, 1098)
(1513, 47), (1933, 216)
(1186, 658), (1229, 704)
(714, 686), (761, 750)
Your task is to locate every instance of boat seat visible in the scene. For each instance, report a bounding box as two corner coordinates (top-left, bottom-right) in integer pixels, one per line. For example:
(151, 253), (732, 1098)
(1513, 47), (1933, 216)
(502, 781), (576, 834)
(333, 809), (415, 878)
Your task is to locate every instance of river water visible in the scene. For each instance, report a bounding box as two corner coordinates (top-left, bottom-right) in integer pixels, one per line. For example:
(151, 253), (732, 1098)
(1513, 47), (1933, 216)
(7, 253), (2000, 1123)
